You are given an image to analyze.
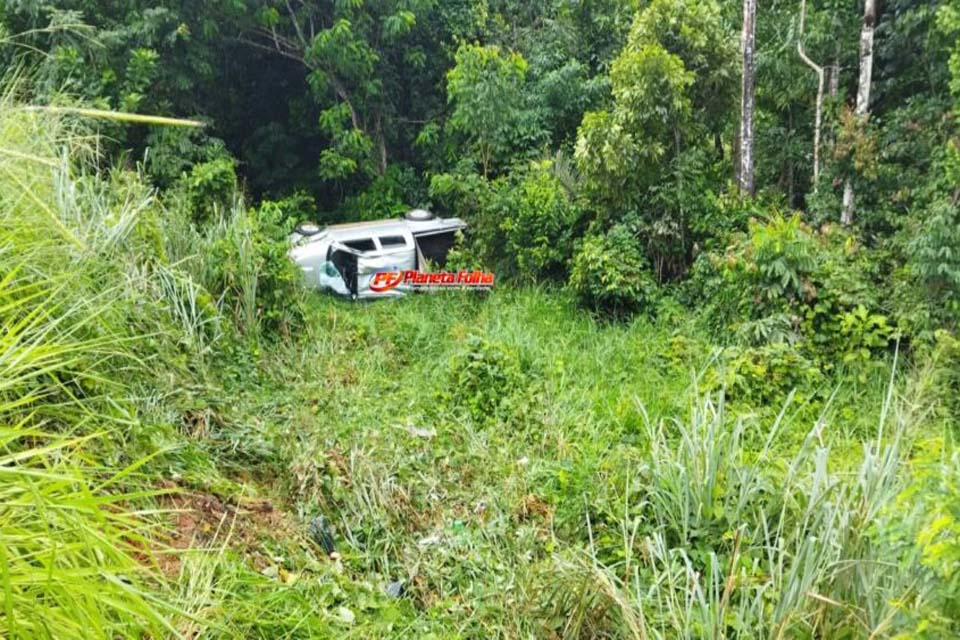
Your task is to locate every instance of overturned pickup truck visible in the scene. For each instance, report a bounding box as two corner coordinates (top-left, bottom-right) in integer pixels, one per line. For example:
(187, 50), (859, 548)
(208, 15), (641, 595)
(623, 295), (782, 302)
(289, 209), (467, 298)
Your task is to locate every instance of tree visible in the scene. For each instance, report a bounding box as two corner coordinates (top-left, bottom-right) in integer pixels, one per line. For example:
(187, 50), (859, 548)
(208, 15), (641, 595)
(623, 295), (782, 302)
(629, 0), (738, 141)
(841, 0), (879, 225)
(576, 0), (737, 279)
(244, 1), (433, 181)
(445, 43), (535, 177)
(739, 0), (757, 195)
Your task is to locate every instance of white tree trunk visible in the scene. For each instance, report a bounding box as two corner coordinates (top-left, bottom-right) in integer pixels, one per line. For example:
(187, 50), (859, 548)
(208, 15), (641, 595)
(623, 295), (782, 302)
(828, 61), (840, 98)
(842, 0), (878, 226)
(739, 0), (757, 195)
(797, 0), (825, 190)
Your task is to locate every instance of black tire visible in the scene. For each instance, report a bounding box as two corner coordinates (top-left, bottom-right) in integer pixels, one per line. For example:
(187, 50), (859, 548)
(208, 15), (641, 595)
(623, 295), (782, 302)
(295, 222), (322, 236)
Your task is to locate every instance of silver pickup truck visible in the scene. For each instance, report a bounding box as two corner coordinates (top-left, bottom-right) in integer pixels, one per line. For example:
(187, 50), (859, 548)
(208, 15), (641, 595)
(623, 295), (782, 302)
(288, 209), (467, 298)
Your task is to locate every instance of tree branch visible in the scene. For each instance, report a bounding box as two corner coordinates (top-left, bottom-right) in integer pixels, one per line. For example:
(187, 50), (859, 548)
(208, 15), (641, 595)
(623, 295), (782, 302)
(284, 0), (309, 51)
(236, 34), (308, 67)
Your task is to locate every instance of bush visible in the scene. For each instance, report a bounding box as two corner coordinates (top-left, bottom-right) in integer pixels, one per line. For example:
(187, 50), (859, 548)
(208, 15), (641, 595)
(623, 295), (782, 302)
(689, 214), (816, 328)
(688, 214), (895, 365)
(892, 437), (960, 636)
(914, 330), (960, 425)
(568, 224), (658, 316)
(907, 197), (960, 328)
(428, 170), (503, 267)
(203, 201), (304, 338)
(181, 156), (238, 225)
(144, 125), (229, 189)
(340, 164), (422, 222)
(443, 230), (486, 273)
(717, 341), (824, 406)
(256, 190), (316, 228)
(429, 162), (584, 284)
(440, 334), (524, 423)
(500, 161), (583, 281)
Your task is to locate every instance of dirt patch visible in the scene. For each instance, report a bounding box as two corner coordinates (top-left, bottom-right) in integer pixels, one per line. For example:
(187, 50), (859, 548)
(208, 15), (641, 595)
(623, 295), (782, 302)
(154, 480), (302, 577)
(516, 493), (553, 524)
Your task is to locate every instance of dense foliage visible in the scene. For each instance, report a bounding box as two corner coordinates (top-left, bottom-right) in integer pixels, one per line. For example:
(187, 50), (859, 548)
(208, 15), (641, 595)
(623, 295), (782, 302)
(3, 0), (960, 637)
(3, 0), (956, 333)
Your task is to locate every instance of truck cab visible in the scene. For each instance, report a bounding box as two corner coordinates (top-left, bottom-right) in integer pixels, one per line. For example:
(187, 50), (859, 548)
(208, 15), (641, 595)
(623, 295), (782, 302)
(289, 210), (467, 298)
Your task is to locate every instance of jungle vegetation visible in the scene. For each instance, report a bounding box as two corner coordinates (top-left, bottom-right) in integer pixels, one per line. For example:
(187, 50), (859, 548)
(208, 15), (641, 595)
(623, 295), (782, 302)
(3, 0), (960, 637)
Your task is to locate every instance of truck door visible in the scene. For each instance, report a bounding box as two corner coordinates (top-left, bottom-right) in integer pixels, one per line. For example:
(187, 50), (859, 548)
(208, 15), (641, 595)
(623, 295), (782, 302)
(329, 245), (359, 296)
(413, 229), (459, 267)
(356, 230), (416, 296)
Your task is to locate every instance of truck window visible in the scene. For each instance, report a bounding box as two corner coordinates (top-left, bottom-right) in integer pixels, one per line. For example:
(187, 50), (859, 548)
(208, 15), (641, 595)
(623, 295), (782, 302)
(379, 235), (407, 248)
(343, 238), (376, 252)
(322, 262), (340, 278)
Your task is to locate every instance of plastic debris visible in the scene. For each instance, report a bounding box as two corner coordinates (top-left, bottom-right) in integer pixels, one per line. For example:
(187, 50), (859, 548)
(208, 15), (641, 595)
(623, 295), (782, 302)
(406, 426), (437, 438)
(337, 606), (355, 625)
(310, 515), (336, 555)
(385, 580), (404, 598)
(261, 565), (279, 579)
(418, 533), (441, 547)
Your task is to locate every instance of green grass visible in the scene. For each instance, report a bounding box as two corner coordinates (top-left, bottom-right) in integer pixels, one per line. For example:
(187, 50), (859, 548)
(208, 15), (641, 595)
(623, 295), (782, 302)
(196, 288), (944, 637)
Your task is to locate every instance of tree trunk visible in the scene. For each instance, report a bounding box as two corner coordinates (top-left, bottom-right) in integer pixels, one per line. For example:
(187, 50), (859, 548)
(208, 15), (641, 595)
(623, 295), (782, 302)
(797, 0), (825, 190)
(733, 127), (741, 186)
(739, 0), (757, 196)
(375, 112), (388, 175)
(841, 0), (878, 226)
(787, 111), (796, 207)
(828, 61), (840, 98)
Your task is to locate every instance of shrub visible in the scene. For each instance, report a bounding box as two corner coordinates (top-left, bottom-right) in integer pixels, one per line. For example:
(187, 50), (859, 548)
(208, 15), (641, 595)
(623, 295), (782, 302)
(440, 334), (524, 423)
(689, 214), (895, 365)
(690, 214), (817, 326)
(443, 230), (486, 273)
(256, 191), (316, 228)
(428, 170), (503, 267)
(913, 330), (960, 425)
(203, 201), (304, 338)
(181, 156), (238, 225)
(907, 197), (960, 328)
(892, 437), (960, 635)
(717, 341), (824, 406)
(568, 224), (658, 315)
(800, 229), (888, 362)
(340, 164), (421, 222)
(144, 125), (228, 189)
(500, 161), (583, 281)
(835, 304), (896, 369)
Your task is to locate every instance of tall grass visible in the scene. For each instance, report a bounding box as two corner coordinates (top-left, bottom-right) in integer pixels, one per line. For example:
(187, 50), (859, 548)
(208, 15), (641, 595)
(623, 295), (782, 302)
(0, 273), (172, 637)
(545, 387), (929, 638)
(0, 76), (321, 637)
(0, 86), (198, 637)
(254, 290), (953, 637)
